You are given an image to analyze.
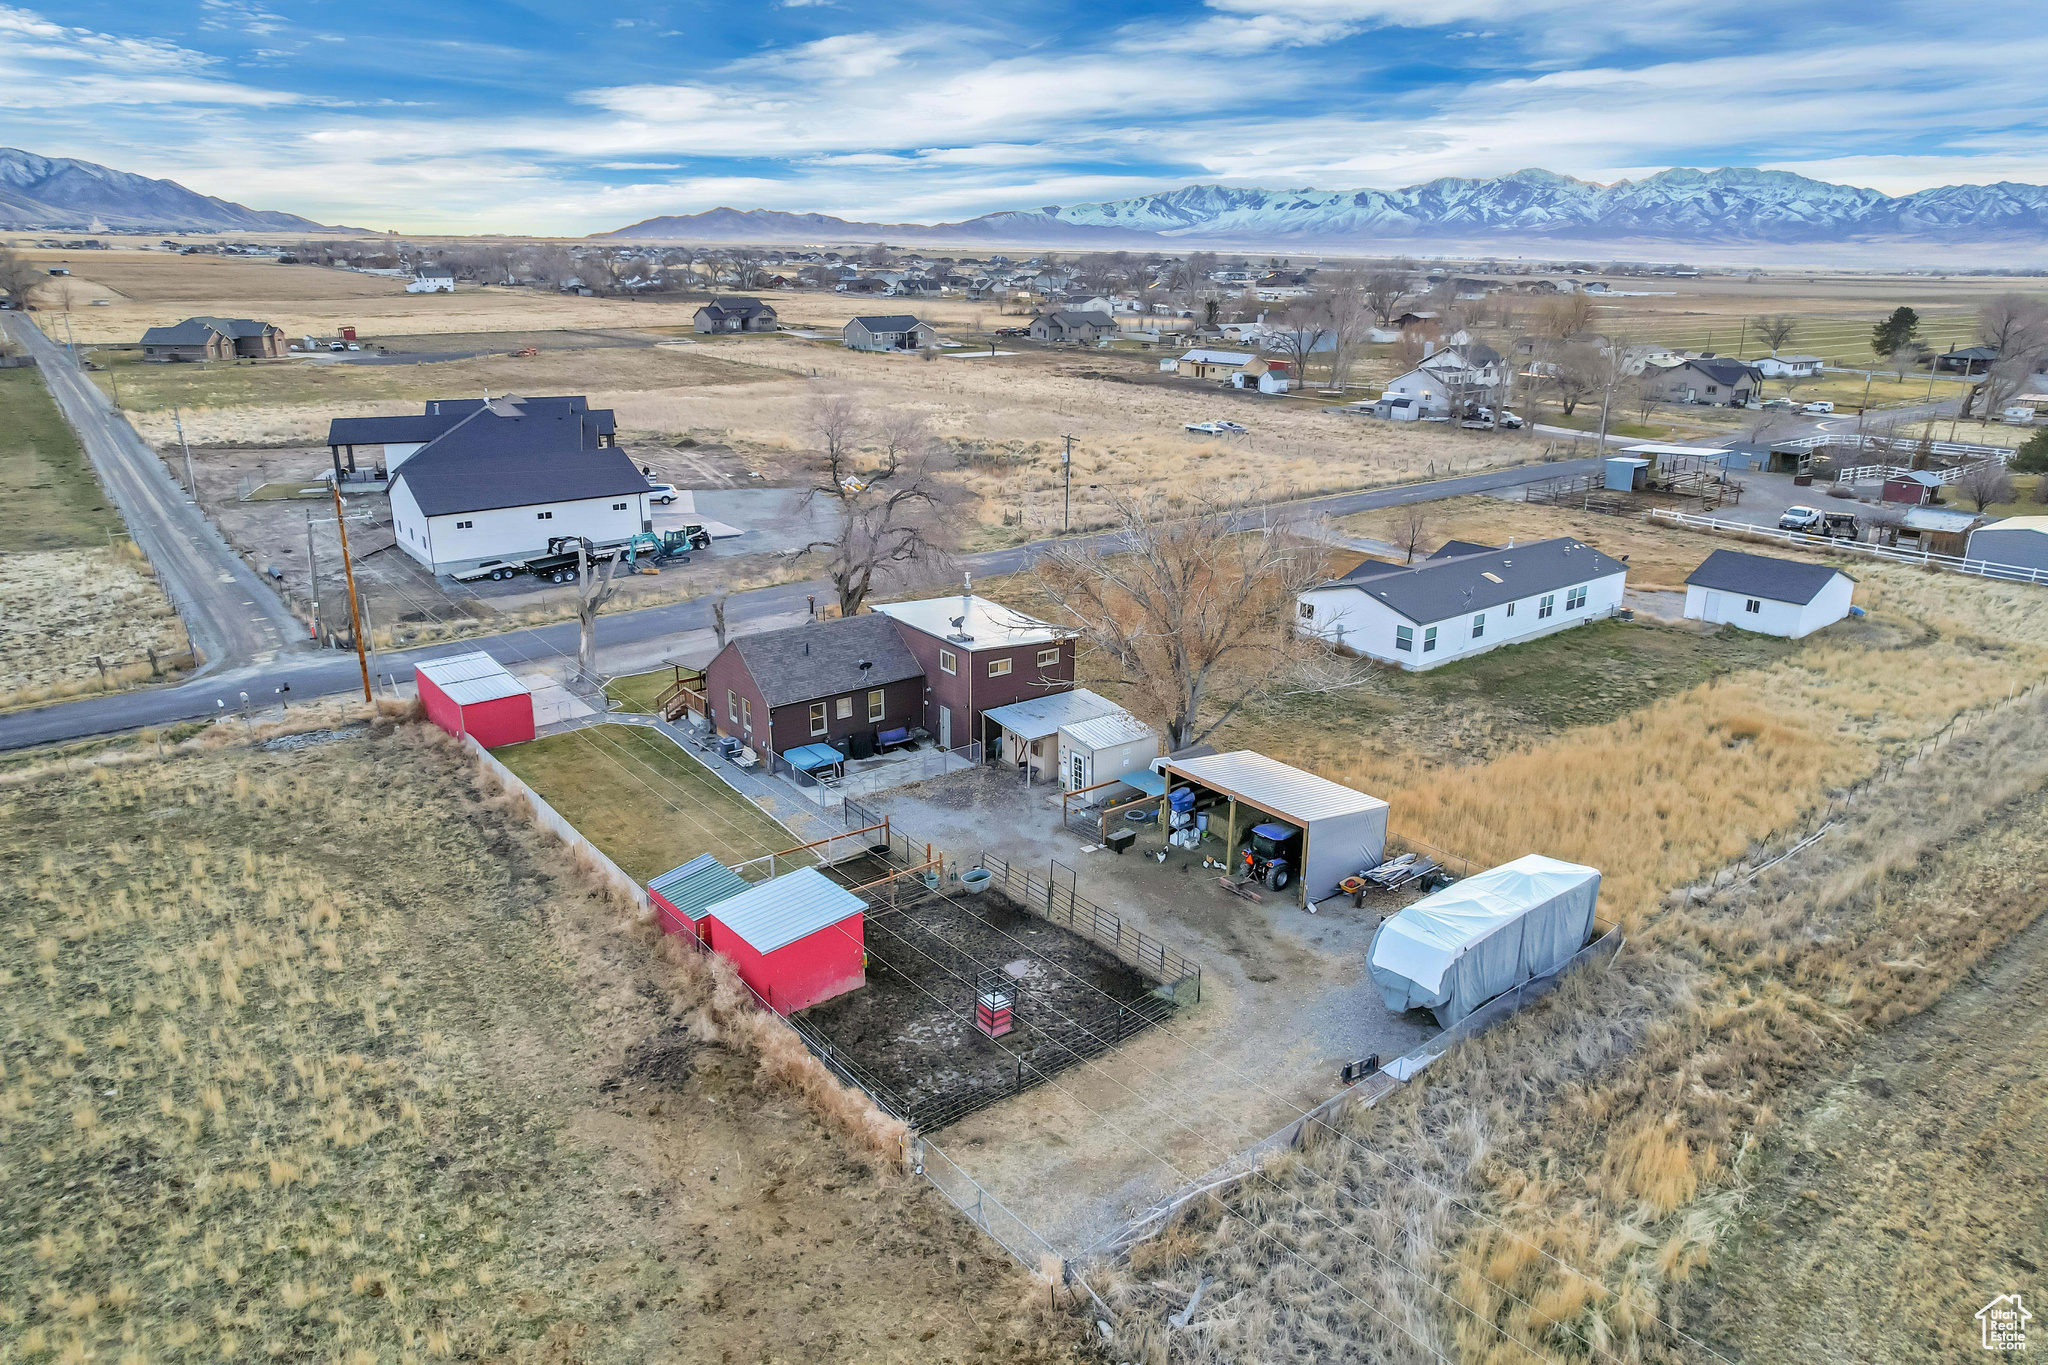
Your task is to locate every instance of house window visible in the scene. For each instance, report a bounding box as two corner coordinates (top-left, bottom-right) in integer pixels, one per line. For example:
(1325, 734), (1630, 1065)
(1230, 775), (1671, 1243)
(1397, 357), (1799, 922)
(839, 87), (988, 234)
(1298, 601), (1315, 620)
(1745, 598), (1762, 614)
(741, 697), (751, 732)
(1705, 385), (1719, 395)
(456, 520), (472, 529)
(1566, 586), (1587, 611)
(867, 689), (884, 722)
(1472, 613), (1485, 639)
(1395, 625), (1413, 652)
(809, 701), (828, 736)
(988, 657), (1012, 678)
(836, 696), (852, 719)
(537, 510), (553, 520)
(1037, 647), (1060, 667)
(612, 502), (627, 511)
(1539, 594), (1555, 619)
(1505, 601), (1515, 617)
(939, 649), (956, 675)
(727, 689), (738, 723)
(1423, 626), (1437, 653)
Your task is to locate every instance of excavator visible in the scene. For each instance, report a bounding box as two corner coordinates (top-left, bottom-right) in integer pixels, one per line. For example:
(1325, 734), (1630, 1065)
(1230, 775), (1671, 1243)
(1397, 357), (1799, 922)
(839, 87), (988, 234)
(618, 527), (708, 573)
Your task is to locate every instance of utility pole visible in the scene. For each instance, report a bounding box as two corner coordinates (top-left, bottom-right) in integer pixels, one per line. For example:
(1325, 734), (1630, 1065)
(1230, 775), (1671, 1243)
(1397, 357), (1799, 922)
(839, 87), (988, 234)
(1735, 318), (1747, 361)
(1060, 433), (1074, 533)
(173, 406), (196, 494)
(305, 507), (321, 640)
(330, 482), (371, 701)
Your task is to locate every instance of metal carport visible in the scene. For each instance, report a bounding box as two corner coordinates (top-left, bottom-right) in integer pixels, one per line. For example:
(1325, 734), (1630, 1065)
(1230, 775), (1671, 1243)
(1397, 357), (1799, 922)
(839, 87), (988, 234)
(1158, 750), (1389, 905)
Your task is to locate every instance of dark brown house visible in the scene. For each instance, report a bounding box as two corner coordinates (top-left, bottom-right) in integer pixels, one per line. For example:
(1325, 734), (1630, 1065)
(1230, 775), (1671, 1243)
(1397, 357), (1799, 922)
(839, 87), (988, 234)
(873, 594), (1075, 751)
(701, 613), (924, 757)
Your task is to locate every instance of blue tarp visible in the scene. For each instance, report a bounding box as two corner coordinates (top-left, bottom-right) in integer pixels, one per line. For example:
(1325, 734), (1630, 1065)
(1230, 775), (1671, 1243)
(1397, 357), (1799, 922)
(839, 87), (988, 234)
(783, 743), (843, 772)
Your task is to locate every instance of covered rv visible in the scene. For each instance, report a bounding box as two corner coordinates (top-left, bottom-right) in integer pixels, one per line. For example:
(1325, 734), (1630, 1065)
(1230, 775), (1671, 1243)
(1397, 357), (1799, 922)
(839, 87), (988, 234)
(1367, 854), (1600, 1026)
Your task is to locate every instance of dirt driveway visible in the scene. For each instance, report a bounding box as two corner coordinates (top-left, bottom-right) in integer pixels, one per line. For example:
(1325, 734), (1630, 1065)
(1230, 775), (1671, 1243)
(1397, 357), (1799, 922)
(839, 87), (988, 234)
(863, 764), (1437, 1255)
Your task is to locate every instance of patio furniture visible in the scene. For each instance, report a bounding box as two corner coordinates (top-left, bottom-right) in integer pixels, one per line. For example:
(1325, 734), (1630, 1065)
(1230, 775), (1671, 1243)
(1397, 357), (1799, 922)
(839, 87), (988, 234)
(876, 726), (913, 752)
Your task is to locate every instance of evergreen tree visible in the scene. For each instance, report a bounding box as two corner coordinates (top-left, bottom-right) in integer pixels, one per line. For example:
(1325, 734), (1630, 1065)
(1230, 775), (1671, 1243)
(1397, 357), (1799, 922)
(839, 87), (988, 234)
(2011, 427), (2048, 475)
(1871, 305), (1921, 358)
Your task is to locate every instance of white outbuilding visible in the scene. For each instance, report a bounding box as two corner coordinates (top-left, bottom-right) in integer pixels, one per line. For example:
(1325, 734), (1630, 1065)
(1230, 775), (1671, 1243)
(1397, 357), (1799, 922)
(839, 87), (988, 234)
(1057, 710), (1160, 794)
(1367, 854), (1601, 1026)
(1682, 549), (1854, 638)
(1157, 750), (1388, 906)
(1296, 538), (1628, 671)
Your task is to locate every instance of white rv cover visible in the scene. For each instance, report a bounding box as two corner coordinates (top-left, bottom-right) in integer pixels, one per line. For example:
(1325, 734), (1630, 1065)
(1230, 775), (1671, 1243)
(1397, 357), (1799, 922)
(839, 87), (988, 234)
(1367, 854), (1600, 1026)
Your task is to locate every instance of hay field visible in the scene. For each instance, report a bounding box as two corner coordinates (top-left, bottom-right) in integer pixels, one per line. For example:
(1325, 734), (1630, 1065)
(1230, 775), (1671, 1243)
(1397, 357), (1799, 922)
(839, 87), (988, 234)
(0, 545), (191, 707)
(0, 713), (1089, 1365)
(0, 366), (125, 552)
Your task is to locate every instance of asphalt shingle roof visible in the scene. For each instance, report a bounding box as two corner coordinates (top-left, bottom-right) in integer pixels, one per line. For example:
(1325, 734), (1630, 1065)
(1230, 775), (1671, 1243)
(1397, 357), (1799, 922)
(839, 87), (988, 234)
(728, 614), (924, 709)
(849, 315), (929, 332)
(1318, 537), (1626, 624)
(1684, 549), (1849, 606)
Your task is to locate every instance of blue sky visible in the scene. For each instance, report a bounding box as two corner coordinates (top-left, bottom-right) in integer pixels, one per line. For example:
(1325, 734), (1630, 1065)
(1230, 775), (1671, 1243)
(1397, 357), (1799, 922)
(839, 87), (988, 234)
(2, 0), (2043, 234)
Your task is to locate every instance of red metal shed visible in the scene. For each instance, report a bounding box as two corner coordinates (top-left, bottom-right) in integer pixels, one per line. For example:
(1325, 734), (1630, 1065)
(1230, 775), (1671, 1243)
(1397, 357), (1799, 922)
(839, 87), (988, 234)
(702, 867), (867, 1014)
(414, 651), (535, 747)
(647, 854), (749, 941)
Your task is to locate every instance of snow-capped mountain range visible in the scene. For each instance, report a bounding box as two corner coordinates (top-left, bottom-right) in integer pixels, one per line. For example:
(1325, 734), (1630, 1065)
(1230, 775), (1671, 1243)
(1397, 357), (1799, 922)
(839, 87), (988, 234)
(0, 148), (357, 233)
(600, 168), (2048, 248)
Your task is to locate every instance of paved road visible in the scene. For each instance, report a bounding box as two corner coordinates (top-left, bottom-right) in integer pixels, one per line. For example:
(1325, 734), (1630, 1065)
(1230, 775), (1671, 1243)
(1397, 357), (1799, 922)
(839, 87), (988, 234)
(0, 452), (1607, 751)
(5, 313), (304, 670)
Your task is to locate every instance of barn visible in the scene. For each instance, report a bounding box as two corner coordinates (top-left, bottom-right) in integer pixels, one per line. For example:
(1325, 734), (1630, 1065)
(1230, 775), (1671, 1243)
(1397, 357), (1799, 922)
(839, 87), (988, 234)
(413, 651), (535, 746)
(647, 853), (749, 941)
(702, 867), (867, 1014)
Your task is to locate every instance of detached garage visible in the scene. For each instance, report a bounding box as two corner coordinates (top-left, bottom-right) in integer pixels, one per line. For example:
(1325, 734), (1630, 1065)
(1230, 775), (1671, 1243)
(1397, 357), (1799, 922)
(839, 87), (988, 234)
(1683, 549), (1854, 639)
(703, 867), (867, 1014)
(1158, 750), (1389, 906)
(414, 651), (535, 746)
(1966, 516), (2048, 579)
(648, 854), (749, 941)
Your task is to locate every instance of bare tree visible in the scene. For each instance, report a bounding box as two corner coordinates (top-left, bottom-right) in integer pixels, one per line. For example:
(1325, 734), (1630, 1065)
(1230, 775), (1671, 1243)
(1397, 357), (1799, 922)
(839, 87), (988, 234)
(711, 590), (731, 647)
(1953, 460), (2015, 512)
(801, 401), (957, 617)
(1395, 504), (1431, 563)
(1754, 314), (1798, 353)
(1978, 292), (2048, 358)
(1265, 298), (1333, 390)
(0, 246), (43, 308)
(1033, 491), (1330, 749)
(1547, 342), (1605, 416)
(1362, 270), (1407, 326)
(1539, 292), (1596, 339)
(1319, 275), (1378, 390)
(575, 543), (624, 683)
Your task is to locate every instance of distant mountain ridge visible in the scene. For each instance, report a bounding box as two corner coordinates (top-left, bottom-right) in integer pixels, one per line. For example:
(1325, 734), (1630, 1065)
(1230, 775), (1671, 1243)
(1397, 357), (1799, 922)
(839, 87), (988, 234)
(597, 167), (2048, 248)
(0, 148), (362, 233)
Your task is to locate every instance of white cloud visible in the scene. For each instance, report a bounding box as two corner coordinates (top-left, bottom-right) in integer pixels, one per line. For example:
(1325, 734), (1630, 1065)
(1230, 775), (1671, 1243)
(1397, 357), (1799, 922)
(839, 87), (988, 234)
(0, 4), (306, 107)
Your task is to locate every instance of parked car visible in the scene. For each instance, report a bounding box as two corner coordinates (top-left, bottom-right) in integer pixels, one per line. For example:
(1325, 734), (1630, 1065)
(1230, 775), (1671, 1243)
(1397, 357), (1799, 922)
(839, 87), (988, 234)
(345, 342), (361, 352)
(328, 341), (346, 352)
(1761, 397), (1793, 410)
(647, 482), (681, 505)
(1779, 505), (1824, 531)
(1800, 400), (1834, 414)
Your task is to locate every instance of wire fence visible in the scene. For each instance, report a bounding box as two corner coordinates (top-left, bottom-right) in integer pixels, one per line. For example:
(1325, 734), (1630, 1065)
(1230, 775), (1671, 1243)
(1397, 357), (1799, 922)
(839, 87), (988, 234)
(974, 852), (1202, 1004)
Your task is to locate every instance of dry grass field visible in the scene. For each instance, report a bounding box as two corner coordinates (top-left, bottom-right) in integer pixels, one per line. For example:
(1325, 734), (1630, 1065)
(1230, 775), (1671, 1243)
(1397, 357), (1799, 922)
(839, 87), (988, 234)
(0, 544), (191, 707)
(0, 711), (1092, 1365)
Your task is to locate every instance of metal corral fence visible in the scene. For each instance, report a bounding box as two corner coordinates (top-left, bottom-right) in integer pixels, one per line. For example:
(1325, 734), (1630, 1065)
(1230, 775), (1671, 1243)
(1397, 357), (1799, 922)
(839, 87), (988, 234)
(974, 852), (1202, 1004)
(1647, 507), (2048, 585)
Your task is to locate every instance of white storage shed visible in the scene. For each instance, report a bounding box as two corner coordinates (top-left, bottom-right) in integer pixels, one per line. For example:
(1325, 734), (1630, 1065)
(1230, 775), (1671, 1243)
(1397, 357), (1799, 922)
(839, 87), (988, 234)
(1683, 549), (1853, 638)
(1158, 750), (1388, 906)
(1057, 711), (1159, 794)
(981, 687), (1125, 782)
(1367, 854), (1601, 1026)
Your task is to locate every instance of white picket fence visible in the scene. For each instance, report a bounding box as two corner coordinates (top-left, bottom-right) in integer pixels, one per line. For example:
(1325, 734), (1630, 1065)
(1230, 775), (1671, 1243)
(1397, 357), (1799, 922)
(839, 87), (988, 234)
(1648, 508), (2048, 585)
(1775, 432), (2017, 487)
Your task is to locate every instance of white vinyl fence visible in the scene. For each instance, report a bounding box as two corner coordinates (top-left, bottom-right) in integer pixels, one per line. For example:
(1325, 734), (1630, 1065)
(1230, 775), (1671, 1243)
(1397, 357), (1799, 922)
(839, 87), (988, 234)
(1647, 508), (2048, 585)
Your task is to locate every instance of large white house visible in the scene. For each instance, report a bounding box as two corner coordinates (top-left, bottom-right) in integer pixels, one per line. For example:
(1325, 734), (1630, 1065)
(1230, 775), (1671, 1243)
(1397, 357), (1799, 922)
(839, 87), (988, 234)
(406, 266), (455, 293)
(1683, 549), (1854, 638)
(369, 395), (651, 577)
(1297, 538), (1628, 670)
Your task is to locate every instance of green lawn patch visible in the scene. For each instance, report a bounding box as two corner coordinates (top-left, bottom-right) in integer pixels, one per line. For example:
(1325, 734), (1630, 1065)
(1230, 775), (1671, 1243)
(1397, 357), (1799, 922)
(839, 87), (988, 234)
(495, 723), (811, 881)
(602, 667), (677, 715)
(0, 366), (121, 551)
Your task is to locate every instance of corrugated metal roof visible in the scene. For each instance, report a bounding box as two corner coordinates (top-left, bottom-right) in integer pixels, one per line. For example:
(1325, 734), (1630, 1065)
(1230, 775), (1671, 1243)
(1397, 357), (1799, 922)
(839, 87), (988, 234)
(1161, 750), (1387, 822)
(1976, 515), (2048, 535)
(647, 854), (750, 921)
(982, 687), (1121, 740)
(415, 650), (530, 705)
(709, 867), (867, 955)
(1061, 711), (1155, 750)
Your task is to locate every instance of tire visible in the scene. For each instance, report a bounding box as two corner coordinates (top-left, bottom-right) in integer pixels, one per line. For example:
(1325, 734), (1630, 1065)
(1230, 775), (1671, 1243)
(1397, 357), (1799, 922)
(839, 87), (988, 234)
(1270, 866), (1290, 891)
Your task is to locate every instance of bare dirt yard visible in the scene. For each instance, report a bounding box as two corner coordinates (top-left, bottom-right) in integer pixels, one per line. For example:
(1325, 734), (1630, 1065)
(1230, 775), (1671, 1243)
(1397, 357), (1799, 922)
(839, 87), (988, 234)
(0, 543), (192, 706)
(0, 709), (1096, 1365)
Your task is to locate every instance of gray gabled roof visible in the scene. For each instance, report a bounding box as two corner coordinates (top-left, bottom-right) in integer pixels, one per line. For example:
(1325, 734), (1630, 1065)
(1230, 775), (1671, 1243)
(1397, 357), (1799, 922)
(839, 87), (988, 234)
(698, 296), (773, 318)
(847, 315), (929, 332)
(393, 443), (650, 517)
(1428, 539), (1500, 560)
(1684, 548), (1850, 605)
(1313, 537), (1626, 624)
(1683, 358), (1761, 386)
(726, 613), (924, 709)
(141, 315), (277, 345)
